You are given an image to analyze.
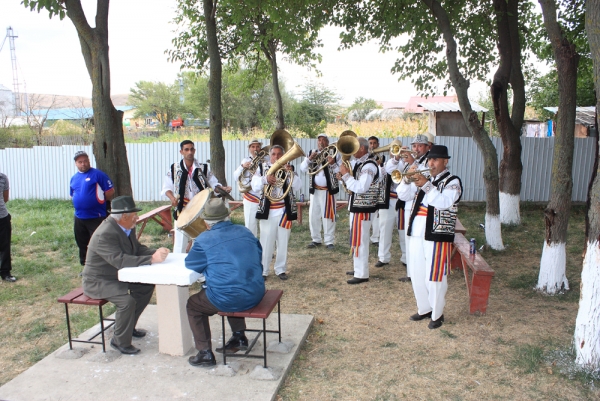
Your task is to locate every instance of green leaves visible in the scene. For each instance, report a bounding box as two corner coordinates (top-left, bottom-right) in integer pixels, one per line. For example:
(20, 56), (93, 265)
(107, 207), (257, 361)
(22, 0), (67, 20)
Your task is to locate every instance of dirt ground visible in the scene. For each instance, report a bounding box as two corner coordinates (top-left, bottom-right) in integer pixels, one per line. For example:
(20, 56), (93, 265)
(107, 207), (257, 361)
(0, 203), (597, 400)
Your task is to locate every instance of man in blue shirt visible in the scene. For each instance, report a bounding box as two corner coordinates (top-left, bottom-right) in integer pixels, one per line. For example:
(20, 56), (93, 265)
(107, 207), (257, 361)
(185, 197), (265, 367)
(70, 151), (115, 265)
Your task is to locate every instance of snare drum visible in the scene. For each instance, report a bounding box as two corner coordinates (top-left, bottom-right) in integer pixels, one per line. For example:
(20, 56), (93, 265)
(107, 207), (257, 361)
(176, 188), (212, 238)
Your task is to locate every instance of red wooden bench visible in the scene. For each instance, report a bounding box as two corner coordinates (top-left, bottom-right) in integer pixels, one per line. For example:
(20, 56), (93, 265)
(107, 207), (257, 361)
(218, 289), (283, 368)
(136, 204), (173, 240)
(57, 287), (115, 352)
(450, 233), (495, 315)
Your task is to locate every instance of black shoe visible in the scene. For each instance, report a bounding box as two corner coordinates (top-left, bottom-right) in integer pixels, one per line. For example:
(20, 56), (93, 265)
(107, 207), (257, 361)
(347, 277), (369, 284)
(371, 242), (379, 246)
(189, 349), (217, 366)
(409, 311), (432, 321)
(306, 242), (322, 249)
(278, 273), (288, 280)
(132, 328), (146, 338)
(263, 275), (268, 281)
(326, 244), (334, 250)
(346, 271), (355, 276)
(1, 275), (17, 282)
(428, 315), (445, 329)
(398, 276), (411, 283)
(374, 261), (388, 268)
(216, 332), (249, 354)
(110, 339), (140, 354)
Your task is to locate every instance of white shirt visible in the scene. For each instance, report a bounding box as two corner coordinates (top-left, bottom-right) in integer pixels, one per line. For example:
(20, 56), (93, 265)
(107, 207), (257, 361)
(300, 149), (341, 188)
(233, 155), (262, 197)
(161, 159), (221, 200)
(341, 154), (378, 195)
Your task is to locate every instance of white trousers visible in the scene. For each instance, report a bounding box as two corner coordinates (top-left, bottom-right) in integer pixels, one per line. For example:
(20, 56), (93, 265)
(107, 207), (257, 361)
(309, 190), (336, 245)
(407, 218), (448, 320)
(259, 214), (290, 276)
(350, 212), (372, 279)
(370, 211), (380, 243)
(243, 198), (259, 238)
(378, 199), (397, 264)
(403, 200), (414, 275)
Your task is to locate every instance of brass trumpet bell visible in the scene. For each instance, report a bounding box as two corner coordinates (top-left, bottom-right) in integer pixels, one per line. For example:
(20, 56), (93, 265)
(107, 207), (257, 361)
(391, 168), (431, 184)
(336, 134), (360, 195)
(372, 139), (403, 156)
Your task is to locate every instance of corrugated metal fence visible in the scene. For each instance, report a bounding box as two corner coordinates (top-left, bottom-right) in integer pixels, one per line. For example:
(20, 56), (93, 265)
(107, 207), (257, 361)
(0, 137), (596, 202)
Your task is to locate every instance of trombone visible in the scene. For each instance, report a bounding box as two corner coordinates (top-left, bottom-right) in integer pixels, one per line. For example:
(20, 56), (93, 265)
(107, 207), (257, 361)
(263, 130), (305, 202)
(391, 169), (431, 184)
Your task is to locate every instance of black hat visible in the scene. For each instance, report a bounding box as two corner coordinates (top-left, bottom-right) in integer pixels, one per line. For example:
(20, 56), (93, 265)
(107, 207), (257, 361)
(428, 145), (451, 159)
(110, 196), (142, 214)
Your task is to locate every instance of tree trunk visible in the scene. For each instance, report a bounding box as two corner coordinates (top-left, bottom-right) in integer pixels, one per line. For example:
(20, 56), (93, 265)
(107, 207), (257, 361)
(536, 0), (578, 294)
(574, 0), (600, 370)
(65, 0), (132, 196)
(203, 0), (227, 185)
(261, 38), (285, 130)
(493, 0), (524, 225)
(423, 0), (504, 249)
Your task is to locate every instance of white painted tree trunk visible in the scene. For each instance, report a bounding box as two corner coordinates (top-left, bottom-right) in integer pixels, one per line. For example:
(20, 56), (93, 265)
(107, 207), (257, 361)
(499, 192), (521, 225)
(485, 213), (505, 250)
(574, 240), (600, 370)
(536, 241), (569, 294)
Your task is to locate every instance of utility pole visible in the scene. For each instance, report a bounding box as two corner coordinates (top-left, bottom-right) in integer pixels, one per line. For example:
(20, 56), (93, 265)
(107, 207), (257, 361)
(0, 27), (21, 115)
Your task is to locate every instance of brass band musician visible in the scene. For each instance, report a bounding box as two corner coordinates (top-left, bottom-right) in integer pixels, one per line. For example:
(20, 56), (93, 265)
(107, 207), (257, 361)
(300, 133), (340, 250)
(232, 139), (264, 237)
(251, 145), (302, 280)
(337, 137), (380, 285)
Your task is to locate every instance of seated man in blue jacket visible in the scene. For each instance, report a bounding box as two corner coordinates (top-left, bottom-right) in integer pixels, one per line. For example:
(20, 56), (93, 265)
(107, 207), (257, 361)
(185, 197), (265, 367)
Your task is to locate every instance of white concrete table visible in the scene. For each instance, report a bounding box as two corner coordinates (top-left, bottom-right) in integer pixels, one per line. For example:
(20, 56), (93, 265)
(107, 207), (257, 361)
(119, 253), (200, 356)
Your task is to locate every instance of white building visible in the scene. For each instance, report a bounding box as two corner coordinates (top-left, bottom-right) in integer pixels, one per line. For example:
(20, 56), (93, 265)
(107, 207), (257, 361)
(0, 84), (14, 118)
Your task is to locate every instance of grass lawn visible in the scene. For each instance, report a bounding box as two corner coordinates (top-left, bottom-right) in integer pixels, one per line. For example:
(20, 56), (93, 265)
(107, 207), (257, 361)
(0, 200), (598, 400)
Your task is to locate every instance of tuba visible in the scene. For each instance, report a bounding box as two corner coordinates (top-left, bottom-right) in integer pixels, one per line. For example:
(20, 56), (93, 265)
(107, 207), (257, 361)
(237, 145), (270, 193)
(263, 130), (306, 202)
(336, 131), (360, 195)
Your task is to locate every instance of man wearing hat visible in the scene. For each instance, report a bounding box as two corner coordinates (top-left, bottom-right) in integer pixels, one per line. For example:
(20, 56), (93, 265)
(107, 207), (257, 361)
(0, 170), (16, 282)
(397, 145), (463, 329)
(233, 139), (265, 237)
(386, 133), (432, 282)
(82, 196), (170, 354)
(162, 140), (232, 253)
(300, 133), (340, 249)
(70, 151), (115, 266)
(185, 197), (265, 367)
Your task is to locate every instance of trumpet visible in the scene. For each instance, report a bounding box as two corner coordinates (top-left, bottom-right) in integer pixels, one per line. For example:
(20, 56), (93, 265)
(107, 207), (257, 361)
(336, 131), (360, 195)
(307, 144), (338, 176)
(396, 147), (419, 159)
(237, 145), (270, 193)
(391, 168), (431, 184)
(371, 139), (403, 156)
(263, 130), (305, 202)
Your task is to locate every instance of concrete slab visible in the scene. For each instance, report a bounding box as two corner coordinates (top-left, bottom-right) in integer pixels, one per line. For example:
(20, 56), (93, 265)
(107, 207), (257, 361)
(0, 305), (313, 401)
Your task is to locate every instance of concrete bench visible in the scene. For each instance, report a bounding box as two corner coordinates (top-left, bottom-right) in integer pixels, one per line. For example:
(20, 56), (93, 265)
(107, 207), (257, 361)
(57, 287), (115, 352)
(136, 204), (173, 240)
(218, 289), (283, 368)
(451, 233), (495, 315)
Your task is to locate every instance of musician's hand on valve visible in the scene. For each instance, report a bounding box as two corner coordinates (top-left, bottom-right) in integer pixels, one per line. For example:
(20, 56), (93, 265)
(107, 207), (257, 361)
(284, 164), (294, 171)
(339, 163), (349, 176)
(242, 161), (251, 169)
(327, 156), (335, 165)
(266, 174), (277, 185)
(309, 151), (319, 161)
(404, 151), (415, 164)
(413, 173), (428, 187)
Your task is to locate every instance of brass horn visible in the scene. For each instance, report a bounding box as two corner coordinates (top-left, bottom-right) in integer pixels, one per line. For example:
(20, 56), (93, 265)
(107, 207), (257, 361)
(371, 139), (403, 156)
(336, 134), (360, 195)
(391, 168), (431, 184)
(264, 130), (306, 202)
(238, 145), (270, 193)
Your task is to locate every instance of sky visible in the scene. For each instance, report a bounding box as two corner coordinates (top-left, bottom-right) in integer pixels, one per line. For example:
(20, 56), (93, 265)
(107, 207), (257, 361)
(0, 0), (494, 107)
